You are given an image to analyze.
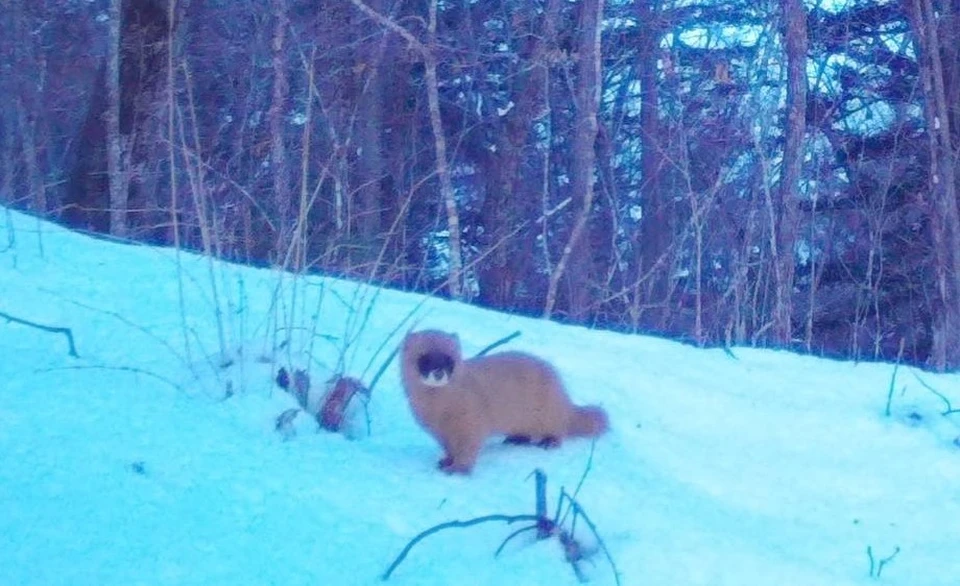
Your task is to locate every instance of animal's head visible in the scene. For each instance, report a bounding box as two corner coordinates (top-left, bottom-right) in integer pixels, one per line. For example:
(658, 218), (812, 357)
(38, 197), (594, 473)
(401, 329), (462, 387)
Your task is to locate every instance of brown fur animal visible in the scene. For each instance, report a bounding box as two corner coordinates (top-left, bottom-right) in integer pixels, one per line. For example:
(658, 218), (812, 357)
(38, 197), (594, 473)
(400, 329), (609, 474)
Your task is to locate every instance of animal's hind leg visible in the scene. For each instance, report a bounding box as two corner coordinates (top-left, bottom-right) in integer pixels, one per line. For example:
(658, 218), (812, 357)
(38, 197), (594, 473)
(503, 434), (533, 445)
(503, 434), (560, 449)
(537, 436), (561, 449)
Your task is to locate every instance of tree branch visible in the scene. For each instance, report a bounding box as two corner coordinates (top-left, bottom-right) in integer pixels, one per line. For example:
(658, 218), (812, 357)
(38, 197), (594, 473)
(344, 0), (465, 299)
(345, 0), (425, 53)
(1, 310), (78, 357)
(381, 514), (540, 580)
(475, 331), (521, 357)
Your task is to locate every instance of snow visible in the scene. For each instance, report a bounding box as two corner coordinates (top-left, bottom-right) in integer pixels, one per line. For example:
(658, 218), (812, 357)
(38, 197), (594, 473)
(2, 206), (960, 586)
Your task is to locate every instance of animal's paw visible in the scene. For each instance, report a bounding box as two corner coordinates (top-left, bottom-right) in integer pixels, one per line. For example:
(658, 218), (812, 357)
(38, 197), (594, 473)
(537, 436), (560, 449)
(503, 435), (560, 449)
(437, 455), (472, 475)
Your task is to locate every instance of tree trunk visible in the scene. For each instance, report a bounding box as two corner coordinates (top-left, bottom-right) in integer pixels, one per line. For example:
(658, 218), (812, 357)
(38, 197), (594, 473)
(354, 0), (387, 272)
(16, 100), (46, 215)
(64, 0), (170, 236)
(477, 140), (522, 307)
(2, 110), (13, 206)
(544, 0), (604, 319)
(11, 0), (47, 218)
(270, 0), (290, 260)
(423, 0), (464, 299)
(773, 0), (808, 345)
(909, 0), (960, 370)
(636, 0), (669, 325)
(106, 0), (127, 237)
(476, 0), (561, 311)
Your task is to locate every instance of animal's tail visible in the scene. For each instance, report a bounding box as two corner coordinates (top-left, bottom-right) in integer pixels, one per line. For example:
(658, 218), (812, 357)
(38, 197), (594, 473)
(568, 404), (609, 437)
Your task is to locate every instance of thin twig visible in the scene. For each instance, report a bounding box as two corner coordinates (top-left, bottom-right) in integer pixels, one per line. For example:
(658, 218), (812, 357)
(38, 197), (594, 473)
(885, 338), (905, 417)
(42, 293), (191, 371)
(381, 514), (540, 580)
(876, 546), (900, 578)
(885, 358), (902, 417)
(910, 370), (955, 415)
(360, 311), (425, 386)
(475, 331), (522, 357)
(368, 346), (399, 395)
(34, 364), (185, 394)
(566, 500), (622, 586)
(494, 525), (540, 558)
(1, 310), (79, 358)
(535, 468), (552, 538)
(559, 439), (596, 527)
(570, 440), (596, 508)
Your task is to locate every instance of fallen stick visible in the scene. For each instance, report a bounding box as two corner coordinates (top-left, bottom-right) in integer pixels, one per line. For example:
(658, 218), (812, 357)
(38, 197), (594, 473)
(1, 310), (79, 357)
(381, 514), (540, 580)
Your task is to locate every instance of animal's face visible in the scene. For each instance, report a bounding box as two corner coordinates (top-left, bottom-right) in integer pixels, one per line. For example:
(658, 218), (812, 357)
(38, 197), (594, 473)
(416, 350), (455, 387)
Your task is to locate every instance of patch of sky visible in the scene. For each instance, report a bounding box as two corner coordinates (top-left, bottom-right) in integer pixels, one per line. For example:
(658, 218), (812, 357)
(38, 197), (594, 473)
(672, 23), (764, 50)
(796, 238), (812, 267)
(877, 22), (912, 56)
(603, 15), (639, 31)
(624, 79), (643, 118)
(836, 98), (897, 137)
(483, 17), (504, 31)
(808, 0), (896, 13)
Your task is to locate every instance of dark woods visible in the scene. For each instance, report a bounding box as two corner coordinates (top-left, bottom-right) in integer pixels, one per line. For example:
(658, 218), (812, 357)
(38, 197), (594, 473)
(3, 0), (960, 369)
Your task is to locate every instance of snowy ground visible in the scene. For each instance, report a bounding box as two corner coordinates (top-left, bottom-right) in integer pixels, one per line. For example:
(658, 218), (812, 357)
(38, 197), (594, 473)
(1, 206), (959, 586)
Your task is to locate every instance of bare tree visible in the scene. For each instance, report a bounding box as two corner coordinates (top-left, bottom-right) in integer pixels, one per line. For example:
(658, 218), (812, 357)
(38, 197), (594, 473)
(636, 0), (670, 326)
(345, 0), (465, 299)
(544, 0), (604, 319)
(6, 0), (959, 368)
(477, 0), (562, 311)
(106, 0), (128, 237)
(907, 0), (960, 370)
(772, 0), (808, 345)
(270, 0), (290, 258)
(353, 0), (388, 269)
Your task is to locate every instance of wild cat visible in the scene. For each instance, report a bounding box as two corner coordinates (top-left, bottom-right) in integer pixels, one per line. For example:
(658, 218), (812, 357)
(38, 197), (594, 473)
(399, 329), (609, 474)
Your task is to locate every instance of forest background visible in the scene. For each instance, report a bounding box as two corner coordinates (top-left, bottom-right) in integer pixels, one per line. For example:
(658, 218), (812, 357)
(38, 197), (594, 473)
(2, 0), (959, 370)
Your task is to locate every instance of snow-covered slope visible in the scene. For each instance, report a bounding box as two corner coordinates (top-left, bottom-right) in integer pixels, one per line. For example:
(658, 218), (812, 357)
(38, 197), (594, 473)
(1, 207), (959, 586)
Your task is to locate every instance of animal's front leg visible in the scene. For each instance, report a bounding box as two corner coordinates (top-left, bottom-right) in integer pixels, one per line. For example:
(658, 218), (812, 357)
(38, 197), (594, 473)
(436, 436), (455, 470)
(439, 428), (485, 475)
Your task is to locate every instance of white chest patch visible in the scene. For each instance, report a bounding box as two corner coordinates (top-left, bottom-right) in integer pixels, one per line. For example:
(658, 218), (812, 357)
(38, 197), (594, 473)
(420, 371), (450, 387)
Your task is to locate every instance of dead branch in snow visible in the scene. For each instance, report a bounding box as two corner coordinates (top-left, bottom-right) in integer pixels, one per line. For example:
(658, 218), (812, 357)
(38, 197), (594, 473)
(1, 310), (78, 357)
(382, 468), (619, 584)
(34, 364), (184, 394)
